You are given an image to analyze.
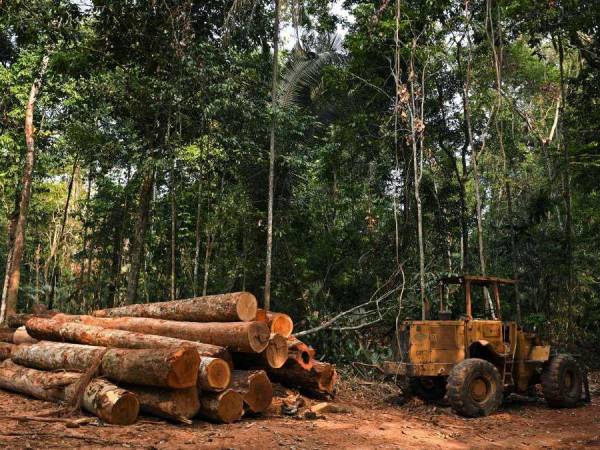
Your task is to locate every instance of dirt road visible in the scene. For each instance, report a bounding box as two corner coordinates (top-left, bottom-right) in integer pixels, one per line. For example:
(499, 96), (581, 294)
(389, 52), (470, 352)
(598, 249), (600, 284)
(0, 374), (598, 449)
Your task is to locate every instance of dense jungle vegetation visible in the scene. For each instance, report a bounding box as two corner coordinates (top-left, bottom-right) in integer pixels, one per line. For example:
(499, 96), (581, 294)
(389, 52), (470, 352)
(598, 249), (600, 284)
(1, 0), (599, 365)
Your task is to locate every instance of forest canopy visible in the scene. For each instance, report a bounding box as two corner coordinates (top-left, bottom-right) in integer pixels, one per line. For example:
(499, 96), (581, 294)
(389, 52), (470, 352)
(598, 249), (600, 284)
(0, 0), (599, 365)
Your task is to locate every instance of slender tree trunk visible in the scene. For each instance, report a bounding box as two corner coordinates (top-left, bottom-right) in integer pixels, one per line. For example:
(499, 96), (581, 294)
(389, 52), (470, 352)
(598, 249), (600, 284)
(202, 226), (213, 297)
(557, 34), (573, 341)
(125, 166), (155, 305)
(486, 0), (521, 320)
(1, 55), (49, 325)
(264, 0), (281, 312)
(170, 159), (177, 301)
(192, 178), (202, 297)
(463, 2), (495, 317)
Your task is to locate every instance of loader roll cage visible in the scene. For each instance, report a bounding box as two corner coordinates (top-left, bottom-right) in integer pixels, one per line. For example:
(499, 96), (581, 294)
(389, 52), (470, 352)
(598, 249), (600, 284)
(438, 275), (515, 321)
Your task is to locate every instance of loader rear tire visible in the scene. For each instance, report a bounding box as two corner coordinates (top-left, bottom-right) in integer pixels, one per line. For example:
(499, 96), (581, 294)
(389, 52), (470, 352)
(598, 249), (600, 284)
(447, 358), (503, 417)
(541, 354), (582, 408)
(408, 377), (446, 402)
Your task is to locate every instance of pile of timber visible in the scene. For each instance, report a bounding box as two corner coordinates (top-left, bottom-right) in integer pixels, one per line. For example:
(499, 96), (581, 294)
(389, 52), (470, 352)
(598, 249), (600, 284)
(0, 292), (336, 426)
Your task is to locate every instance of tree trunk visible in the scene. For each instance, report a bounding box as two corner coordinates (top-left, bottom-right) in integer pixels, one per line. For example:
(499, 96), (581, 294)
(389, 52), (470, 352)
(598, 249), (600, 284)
(59, 314), (270, 353)
(25, 317), (230, 361)
(230, 370), (273, 414)
(557, 33), (574, 341)
(12, 342), (198, 388)
(192, 178), (202, 297)
(198, 356), (231, 392)
(125, 166), (155, 305)
(198, 389), (244, 423)
(82, 378), (139, 425)
(124, 385), (200, 423)
(93, 291), (257, 322)
(232, 333), (288, 369)
(0, 360), (138, 424)
(170, 159), (177, 301)
(264, 0), (281, 312)
(1, 55), (49, 325)
(0, 342), (13, 361)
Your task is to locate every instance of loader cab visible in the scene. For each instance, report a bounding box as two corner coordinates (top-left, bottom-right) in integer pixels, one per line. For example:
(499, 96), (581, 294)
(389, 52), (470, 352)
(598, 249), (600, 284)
(437, 275), (515, 321)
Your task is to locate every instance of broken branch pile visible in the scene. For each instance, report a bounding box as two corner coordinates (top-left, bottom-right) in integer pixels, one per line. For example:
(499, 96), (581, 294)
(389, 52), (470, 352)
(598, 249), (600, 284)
(0, 291), (337, 426)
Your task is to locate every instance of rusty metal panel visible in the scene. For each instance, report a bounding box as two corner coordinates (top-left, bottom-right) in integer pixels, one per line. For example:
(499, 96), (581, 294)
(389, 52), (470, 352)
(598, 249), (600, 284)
(528, 345), (550, 362)
(429, 325), (460, 349)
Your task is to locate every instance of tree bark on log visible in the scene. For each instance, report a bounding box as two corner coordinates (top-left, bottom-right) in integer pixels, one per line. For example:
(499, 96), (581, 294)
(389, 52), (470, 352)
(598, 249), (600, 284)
(7, 312), (56, 328)
(0, 328), (15, 343)
(82, 378), (139, 425)
(11, 342), (200, 389)
(268, 359), (337, 398)
(52, 314), (269, 353)
(13, 326), (37, 344)
(0, 360), (139, 424)
(230, 370), (273, 414)
(198, 389), (243, 423)
(93, 292), (257, 322)
(100, 346), (199, 389)
(198, 356), (231, 392)
(124, 385), (200, 423)
(26, 318), (230, 361)
(0, 343), (14, 361)
(232, 333), (288, 369)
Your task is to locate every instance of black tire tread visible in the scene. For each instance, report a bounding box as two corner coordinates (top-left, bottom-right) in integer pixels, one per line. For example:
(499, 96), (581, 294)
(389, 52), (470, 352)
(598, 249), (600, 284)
(541, 353), (582, 408)
(446, 358), (503, 417)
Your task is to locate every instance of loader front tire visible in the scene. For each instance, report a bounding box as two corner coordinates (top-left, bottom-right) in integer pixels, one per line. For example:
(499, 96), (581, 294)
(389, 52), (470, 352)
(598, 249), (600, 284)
(447, 358), (503, 417)
(541, 354), (582, 408)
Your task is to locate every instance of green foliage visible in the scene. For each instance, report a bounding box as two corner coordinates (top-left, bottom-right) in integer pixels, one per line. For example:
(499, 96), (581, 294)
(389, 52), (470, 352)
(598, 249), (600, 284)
(0, 0), (599, 366)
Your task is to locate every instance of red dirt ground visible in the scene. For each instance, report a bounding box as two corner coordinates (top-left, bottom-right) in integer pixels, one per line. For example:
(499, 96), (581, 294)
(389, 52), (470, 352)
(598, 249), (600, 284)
(0, 372), (598, 449)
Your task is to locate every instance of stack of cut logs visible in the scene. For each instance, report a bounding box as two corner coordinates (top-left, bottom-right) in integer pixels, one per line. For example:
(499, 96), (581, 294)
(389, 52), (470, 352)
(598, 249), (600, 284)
(0, 292), (336, 425)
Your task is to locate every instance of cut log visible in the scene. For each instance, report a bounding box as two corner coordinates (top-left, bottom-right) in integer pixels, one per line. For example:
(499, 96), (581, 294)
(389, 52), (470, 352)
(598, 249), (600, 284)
(101, 346), (199, 389)
(25, 318), (231, 361)
(0, 343), (14, 361)
(0, 359), (139, 424)
(287, 336), (315, 370)
(266, 312), (294, 338)
(198, 357), (231, 392)
(254, 308), (268, 322)
(232, 333), (289, 369)
(92, 292), (257, 322)
(51, 315), (270, 353)
(7, 312), (56, 328)
(198, 389), (243, 423)
(268, 359), (337, 398)
(83, 378), (139, 425)
(0, 359), (80, 402)
(125, 385), (200, 423)
(230, 370), (273, 414)
(11, 341), (105, 372)
(0, 328), (16, 343)
(13, 326), (37, 344)
(311, 360), (338, 396)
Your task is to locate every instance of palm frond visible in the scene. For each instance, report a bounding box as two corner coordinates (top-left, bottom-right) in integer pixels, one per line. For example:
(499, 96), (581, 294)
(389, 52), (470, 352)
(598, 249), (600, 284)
(277, 34), (345, 109)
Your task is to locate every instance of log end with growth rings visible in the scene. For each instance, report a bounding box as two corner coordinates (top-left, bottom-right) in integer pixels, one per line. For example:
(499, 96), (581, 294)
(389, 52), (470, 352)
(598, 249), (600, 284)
(236, 293), (259, 321)
(166, 346), (201, 389)
(200, 357), (232, 391)
(247, 322), (271, 353)
(242, 371), (273, 414)
(264, 334), (288, 369)
(269, 314), (293, 338)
